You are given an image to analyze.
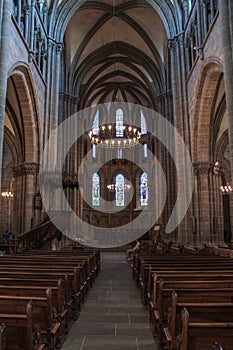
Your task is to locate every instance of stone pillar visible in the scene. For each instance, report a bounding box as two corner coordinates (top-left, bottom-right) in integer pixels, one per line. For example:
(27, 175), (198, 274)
(183, 0), (190, 24)
(12, 168), (24, 236)
(0, 0), (11, 187)
(168, 34), (193, 244)
(24, 3), (30, 44)
(43, 37), (54, 149)
(13, 162), (39, 234)
(29, 0), (36, 51)
(196, 162), (212, 243)
(17, 0), (22, 26)
(219, 1), (233, 186)
(23, 163), (38, 232)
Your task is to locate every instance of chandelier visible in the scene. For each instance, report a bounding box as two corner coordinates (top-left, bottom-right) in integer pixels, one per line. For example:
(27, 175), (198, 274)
(88, 124), (141, 148)
(220, 185), (232, 194)
(107, 183), (131, 192)
(1, 190), (13, 198)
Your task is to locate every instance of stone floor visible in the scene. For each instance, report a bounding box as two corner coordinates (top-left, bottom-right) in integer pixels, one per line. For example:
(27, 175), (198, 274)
(61, 251), (159, 350)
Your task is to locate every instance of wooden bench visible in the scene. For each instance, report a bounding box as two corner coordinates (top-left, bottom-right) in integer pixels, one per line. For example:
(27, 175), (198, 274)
(133, 254), (231, 286)
(0, 282), (70, 335)
(149, 270), (233, 309)
(0, 324), (6, 350)
(179, 307), (233, 350)
(0, 255), (95, 298)
(164, 291), (233, 349)
(0, 301), (46, 350)
(140, 259), (233, 303)
(151, 283), (233, 343)
(0, 294), (61, 349)
(0, 250), (100, 348)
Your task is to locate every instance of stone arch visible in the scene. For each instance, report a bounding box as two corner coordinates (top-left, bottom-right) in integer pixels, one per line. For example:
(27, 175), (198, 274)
(4, 64), (41, 234)
(216, 130), (231, 182)
(191, 60), (223, 163)
(7, 64), (40, 164)
(49, 0), (181, 42)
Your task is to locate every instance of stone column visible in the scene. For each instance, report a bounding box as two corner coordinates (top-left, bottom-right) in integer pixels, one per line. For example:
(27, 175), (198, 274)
(168, 34), (193, 244)
(219, 1), (233, 185)
(0, 0), (11, 187)
(183, 0), (190, 23)
(24, 3), (30, 44)
(23, 163), (38, 232)
(16, 0), (22, 26)
(12, 167), (23, 236)
(196, 162), (212, 243)
(13, 163), (39, 234)
(29, 0), (36, 51)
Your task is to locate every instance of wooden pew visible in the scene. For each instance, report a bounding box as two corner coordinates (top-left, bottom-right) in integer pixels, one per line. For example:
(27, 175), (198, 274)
(0, 252), (99, 317)
(0, 255), (94, 299)
(0, 301), (46, 350)
(0, 282), (70, 335)
(149, 270), (233, 309)
(164, 291), (233, 349)
(0, 250), (100, 348)
(133, 254), (231, 287)
(0, 294), (61, 349)
(17, 249), (100, 282)
(0, 324), (6, 350)
(151, 283), (233, 343)
(179, 307), (233, 350)
(140, 260), (233, 303)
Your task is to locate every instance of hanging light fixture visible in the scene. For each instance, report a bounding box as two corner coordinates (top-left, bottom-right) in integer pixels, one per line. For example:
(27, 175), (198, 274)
(88, 0), (141, 148)
(1, 190), (13, 198)
(88, 124), (141, 148)
(220, 185), (232, 194)
(107, 183), (131, 192)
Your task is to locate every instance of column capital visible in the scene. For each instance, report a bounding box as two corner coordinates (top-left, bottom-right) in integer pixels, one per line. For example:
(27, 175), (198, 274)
(56, 42), (63, 53)
(193, 162), (212, 175)
(168, 37), (178, 51)
(12, 162), (40, 177)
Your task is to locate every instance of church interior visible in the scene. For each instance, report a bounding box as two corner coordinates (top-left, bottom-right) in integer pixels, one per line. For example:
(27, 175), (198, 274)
(0, 0), (233, 349)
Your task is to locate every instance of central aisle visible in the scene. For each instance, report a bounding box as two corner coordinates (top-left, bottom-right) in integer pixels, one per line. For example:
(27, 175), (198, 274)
(61, 251), (158, 350)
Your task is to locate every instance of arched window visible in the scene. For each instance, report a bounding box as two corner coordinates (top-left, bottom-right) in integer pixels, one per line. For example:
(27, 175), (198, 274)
(92, 110), (99, 136)
(92, 144), (97, 158)
(115, 173), (125, 206)
(118, 148), (123, 159)
(116, 108), (124, 137)
(92, 172), (100, 206)
(140, 172), (148, 206)
(143, 143), (148, 158)
(140, 110), (147, 135)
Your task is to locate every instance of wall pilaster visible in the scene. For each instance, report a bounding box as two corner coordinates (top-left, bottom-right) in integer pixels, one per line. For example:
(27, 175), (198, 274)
(219, 1), (233, 186)
(0, 0), (12, 187)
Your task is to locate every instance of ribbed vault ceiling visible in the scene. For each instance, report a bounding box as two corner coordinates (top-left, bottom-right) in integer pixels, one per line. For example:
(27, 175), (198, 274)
(62, 0), (169, 109)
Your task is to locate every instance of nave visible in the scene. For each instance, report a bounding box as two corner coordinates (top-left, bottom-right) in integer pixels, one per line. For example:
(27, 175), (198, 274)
(61, 251), (158, 350)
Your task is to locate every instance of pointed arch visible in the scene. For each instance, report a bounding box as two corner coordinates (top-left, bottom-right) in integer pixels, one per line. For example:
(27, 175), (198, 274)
(49, 0), (181, 43)
(7, 64), (40, 163)
(191, 60), (224, 163)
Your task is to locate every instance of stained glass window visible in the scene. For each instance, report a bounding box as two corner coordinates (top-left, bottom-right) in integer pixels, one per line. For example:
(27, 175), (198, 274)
(118, 148), (123, 159)
(116, 108), (124, 137)
(141, 110), (147, 135)
(140, 172), (148, 206)
(92, 110), (99, 135)
(92, 144), (96, 158)
(115, 173), (124, 206)
(143, 143), (148, 158)
(92, 172), (100, 206)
